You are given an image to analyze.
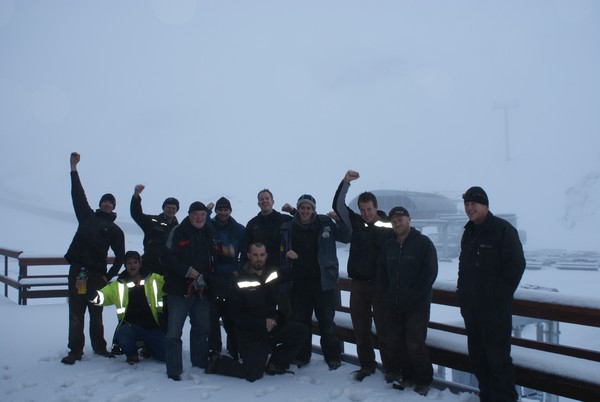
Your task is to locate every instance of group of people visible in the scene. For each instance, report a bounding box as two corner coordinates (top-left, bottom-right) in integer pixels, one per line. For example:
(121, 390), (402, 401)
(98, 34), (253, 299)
(61, 153), (525, 401)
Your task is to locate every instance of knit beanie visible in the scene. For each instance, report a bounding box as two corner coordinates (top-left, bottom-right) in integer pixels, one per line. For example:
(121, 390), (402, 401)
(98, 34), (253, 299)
(296, 194), (316, 210)
(162, 197), (180, 211)
(462, 186), (489, 206)
(215, 197), (232, 211)
(188, 201), (208, 213)
(99, 193), (116, 208)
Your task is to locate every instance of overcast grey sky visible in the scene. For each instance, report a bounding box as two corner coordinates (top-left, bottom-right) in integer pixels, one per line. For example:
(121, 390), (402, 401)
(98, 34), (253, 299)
(1, 0), (599, 253)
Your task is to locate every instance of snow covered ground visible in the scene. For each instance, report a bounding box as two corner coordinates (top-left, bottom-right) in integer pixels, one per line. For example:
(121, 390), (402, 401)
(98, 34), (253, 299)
(0, 296), (479, 402)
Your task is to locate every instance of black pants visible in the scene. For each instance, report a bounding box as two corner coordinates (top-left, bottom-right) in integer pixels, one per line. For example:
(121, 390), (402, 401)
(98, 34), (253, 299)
(67, 264), (107, 355)
(208, 274), (237, 358)
(460, 299), (518, 402)
(215, 320), (308, 382)
(290, 279), (341, 363)
(385, 302), (433, 385)
(349, 279), (389, 371)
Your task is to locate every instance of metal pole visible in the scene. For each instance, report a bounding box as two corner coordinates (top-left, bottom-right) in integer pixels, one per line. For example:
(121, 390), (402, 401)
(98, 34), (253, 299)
(493, 101), (518, 162)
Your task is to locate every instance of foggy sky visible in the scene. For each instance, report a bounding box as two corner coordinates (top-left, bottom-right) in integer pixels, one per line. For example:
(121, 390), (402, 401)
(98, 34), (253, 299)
(1, 0), (599, 253)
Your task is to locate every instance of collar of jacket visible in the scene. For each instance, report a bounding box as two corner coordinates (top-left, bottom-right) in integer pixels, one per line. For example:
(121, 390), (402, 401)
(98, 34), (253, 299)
(94, 210), (117, 222)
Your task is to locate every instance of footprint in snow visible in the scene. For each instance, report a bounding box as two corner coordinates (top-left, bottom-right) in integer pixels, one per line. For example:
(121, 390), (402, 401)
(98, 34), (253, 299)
(254, 385), (277, 397)
(296, 375), (320, 385)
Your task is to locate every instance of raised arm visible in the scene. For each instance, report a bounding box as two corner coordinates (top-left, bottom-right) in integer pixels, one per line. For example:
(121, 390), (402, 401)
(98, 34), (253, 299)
(69, 152), (93, 221)
(332, 170), (359, 232)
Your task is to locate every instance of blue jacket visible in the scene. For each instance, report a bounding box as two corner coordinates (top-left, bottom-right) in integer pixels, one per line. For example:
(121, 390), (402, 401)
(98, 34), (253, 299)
(280, 214), (350, 291)
(210, 216), (245, 276)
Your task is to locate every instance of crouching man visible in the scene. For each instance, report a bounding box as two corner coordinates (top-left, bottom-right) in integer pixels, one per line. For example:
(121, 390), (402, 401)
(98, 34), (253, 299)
(89, 251), (166, 365)
(205, 242), (308, 382)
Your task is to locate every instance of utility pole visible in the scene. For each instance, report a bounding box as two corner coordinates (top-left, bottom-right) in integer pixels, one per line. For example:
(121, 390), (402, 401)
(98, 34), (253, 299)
(493, 101), (518, 162)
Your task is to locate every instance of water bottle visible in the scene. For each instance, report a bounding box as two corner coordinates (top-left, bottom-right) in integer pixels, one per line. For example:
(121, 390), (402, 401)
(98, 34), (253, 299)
(75, 267), (87, 295)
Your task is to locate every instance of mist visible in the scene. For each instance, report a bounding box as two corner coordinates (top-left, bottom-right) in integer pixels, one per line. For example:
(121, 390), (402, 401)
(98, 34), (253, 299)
(1, 0), (599, 255)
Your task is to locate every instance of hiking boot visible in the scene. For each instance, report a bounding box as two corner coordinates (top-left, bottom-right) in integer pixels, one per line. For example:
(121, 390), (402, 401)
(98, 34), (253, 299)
(392, 378), (414, 390)
(353, 368), (375, 381)
(168, 374), (181, 381)
(414, 384), (429, 396)
(61, 353), (82, 365)
(111, 343), (123, 355)
(265, 362), (289, 375)
(384, 371), (400, 384)
(140, 346), (152, 359)
(205, 352), (220, 374)
(126, 354), (139, 365)
(327, 359), (341, 370)
(94, 349), (114, 358)
(292, 359), (310, 368)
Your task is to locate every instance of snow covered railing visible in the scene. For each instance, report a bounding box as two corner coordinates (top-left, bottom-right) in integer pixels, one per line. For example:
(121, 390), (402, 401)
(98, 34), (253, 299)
(316, 277), (600, 401)
(0, 251), (114, 305)
(0, 247), (22, 298)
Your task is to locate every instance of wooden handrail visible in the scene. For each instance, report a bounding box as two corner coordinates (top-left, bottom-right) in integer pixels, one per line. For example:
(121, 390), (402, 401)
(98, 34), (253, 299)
(1, 247), (23, 297)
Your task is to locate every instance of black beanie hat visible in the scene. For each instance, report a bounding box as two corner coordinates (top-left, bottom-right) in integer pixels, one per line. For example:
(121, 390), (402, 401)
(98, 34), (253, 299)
(162, 197), (180, 211)
(99, 193), (116, 208)
(215, 197), (232, 211)
(124, 250), (141, 262)
(188, 201), (208, 213)
(462, 186), (489, 206)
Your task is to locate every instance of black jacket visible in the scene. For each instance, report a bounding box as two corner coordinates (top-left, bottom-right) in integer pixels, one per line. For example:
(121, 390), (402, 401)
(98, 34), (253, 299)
(332, 180), (393, 280)
(378, 228), (438, 313)
(130, 195), (179, 275)
(280, 213), (350, 291)
(163, 217), (220, 296)
(229, 262), (282, 342)
(242, 210), (292, 267)
(458, 211), (526, 305)
(64, 171), (124, 280)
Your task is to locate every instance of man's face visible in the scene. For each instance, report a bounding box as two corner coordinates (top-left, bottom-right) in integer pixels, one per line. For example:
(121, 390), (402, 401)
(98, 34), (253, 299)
(358, 200), (378, 223)
(247, 244), (267, 272)
(99, 200), (114, 214)
(189, 210), (207, 228)
(391, 215), (411, 239)
(257, 191), (274, 215)
(163, 204), (178, 220)
(125, 258), (141, 277)
(216, 207), (231, 224)
(464, 201), (489, 225)
(298, 203), (314, 224)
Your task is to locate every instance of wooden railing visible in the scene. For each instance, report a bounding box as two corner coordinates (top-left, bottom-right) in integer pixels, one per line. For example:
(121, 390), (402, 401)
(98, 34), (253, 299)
(317, 278), (600, 401)
(0, 247), (22, 298)
(0, 249), (114, 305)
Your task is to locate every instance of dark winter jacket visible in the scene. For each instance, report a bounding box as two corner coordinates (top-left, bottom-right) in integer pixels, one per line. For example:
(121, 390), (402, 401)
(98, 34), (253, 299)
(162, 217), (220, 297)
(280, 213), (350, 291)
(332, 180), (393, 281)
(229, 262), (282, 342)
(64, 171), (124, 280)
(242, 210), (292, 267)
(210, 216), (245, 276)
(458, 211), (526, 306)
(130, 195), (179, 275)
(378, 228), (438, 313)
